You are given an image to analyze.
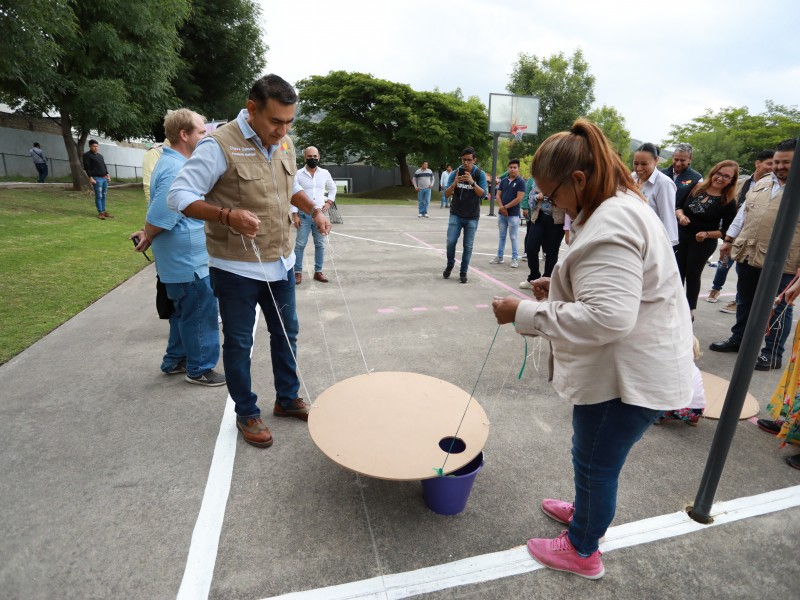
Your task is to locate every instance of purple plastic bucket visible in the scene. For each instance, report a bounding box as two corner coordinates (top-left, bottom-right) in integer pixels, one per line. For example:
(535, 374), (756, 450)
(421, 451), (485, 515)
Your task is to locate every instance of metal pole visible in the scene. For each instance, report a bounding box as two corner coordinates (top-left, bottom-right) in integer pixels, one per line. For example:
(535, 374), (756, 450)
(488, 133), (499, 217)
(690, 144), (800, 523)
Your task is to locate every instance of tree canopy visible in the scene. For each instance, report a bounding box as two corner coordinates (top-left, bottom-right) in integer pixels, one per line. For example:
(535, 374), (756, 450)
(293, 71), (491, 186)
(505, 49), (596, 158)
(586, 105), (632, 164)
(663, 101), (800, 175)
(1, 0), (190, 189)
(148, 0), (267, 140)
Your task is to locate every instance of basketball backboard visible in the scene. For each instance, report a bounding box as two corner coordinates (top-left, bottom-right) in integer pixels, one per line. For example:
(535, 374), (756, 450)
(488, 94), (540, 140)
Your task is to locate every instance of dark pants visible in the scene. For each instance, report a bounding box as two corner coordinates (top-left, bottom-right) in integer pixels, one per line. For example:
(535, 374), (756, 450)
(568, 399), (661, 555)
(675, 235), (718, 309)
(209, 267), (299, 418)
(525, 212), (564, 282)
(34, 162), (48, 183)
(730, 262), (794, 361)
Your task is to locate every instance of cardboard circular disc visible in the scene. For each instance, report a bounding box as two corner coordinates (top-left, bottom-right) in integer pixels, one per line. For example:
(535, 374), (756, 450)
(308, 372), (489, 481)
(701, 371), (760, 420)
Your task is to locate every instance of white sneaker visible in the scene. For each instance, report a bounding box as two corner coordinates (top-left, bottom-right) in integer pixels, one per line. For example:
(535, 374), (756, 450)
(519, 281), (532, 289)
(510, 259), (519, 268)
(418, 214), (423, 218)
(423, 214), (429, 218)
(489, 256), (504, 264)
(522, 253), (527, 259)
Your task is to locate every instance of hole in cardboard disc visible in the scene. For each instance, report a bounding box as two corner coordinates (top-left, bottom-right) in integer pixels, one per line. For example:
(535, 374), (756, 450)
(439, 437), (466, 454)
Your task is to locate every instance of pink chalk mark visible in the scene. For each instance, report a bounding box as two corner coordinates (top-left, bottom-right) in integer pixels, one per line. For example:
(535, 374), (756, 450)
(475, 304), (490, 309)
(377, 308), (396, 314)
(444, 305), (459, 311)
(412, 307), (428, 312)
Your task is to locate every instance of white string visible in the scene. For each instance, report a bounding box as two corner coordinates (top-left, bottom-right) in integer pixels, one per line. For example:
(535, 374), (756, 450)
(243, 236), (313, 404)
(323, 232), (372, 375)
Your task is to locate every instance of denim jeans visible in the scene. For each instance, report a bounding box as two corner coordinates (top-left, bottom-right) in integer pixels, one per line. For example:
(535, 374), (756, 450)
(162, 274), (220, 377)
(294, 210), (325, 273)
(731, 262), (794, 360)
(568, 399), (661, 555)
(92, 178), (108, 213)
(712, 256), (734, 290)
(441, 188), (449, 207)
(35, 162), (48, 183)
(525, 212), (565, 281)
(496, 214), (520, 259)
(417, 188), (431, 215)
(209, 267), (299, 418)
(445, 214), (479, 274)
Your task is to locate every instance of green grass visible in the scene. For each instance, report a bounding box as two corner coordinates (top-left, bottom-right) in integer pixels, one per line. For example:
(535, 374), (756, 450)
(0, 186), (151, 363)
(0, 185), (439, 364)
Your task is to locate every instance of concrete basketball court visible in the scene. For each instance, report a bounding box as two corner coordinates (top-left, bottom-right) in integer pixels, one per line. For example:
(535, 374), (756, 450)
(1, 204), (798, 600)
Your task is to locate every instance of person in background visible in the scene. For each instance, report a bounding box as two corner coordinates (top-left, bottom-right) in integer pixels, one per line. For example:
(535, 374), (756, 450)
(489, 159), (525, 268)
(294, 145), (336, 284)
(631, 143), (678, 245)
(82, 140), (112, 219)
(440, 165), (452, 208)
(661, 142), (703, 206)
(413, 161), (435, 218)
(29, 142), (48, 183)
(493, 119), (693, 580)
(674, 160), (739, 320)
(142, 141), (169, 204)
(519, 168), (566, 290)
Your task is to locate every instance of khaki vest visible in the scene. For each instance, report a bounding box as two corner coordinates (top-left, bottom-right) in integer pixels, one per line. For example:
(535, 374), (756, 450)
(731, 178), (800, 273)
(204, 120), (296, 262)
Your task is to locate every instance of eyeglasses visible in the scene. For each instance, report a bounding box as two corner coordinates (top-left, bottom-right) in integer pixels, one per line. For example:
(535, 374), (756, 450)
(543, 180), (566, 204)
(713, 173), (733, 181)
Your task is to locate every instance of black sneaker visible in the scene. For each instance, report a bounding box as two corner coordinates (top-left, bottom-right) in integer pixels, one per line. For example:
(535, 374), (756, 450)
(756, 419), (783, 434)
(709, 337), (741, 353)
(443, 265), (453, 279)
(786, 454), (800, 470)
(185, 369), (226, 386)
(459, 273), (468, 284)
(754, 354), (782, 371)
(164, 361), (186, 375)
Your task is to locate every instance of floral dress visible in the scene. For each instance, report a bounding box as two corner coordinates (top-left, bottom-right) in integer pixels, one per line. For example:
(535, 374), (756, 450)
(766, 322), (800, 446)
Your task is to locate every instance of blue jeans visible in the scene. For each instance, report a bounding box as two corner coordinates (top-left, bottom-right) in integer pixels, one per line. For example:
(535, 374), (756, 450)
(417, 188), (431, 215)
(568, 399), (661, 555)
(441, 188), (449, 207)
(92, 178), (108, 213)
(35, 162), (48, 183)
(712, 256), (733, 291)
(445, 214), (478, 275)
(496, 214), (520, 259)
(730, 262), (793, 361)
(294, 210), (325, 273)
(162, 274), (220, 377)
(209, 267), (300, 418)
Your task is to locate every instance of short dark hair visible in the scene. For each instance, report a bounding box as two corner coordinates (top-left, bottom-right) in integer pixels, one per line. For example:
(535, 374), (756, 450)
(508, 159), (520, 167)
(88, 139), (98, 146)
(756, 149), (775, 161)
(249, 74), (297, 109)
(775, 138), (797, 153)
(461, 146), (476, 159)
(33, 142), (40, 148)
(635, 143), (660, 161)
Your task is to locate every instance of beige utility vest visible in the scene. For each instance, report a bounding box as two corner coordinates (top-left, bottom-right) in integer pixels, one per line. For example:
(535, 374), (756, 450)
(204, 121), (296, 261)
(731, 178), (800, 273)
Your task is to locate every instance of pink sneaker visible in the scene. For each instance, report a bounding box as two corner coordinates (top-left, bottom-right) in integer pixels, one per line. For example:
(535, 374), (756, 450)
(541, 498), (574, 524)
(527, 530), (605, 579)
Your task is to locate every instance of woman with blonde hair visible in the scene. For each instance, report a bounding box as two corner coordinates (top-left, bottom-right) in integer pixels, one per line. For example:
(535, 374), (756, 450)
(492, 119), (693, 579)
(674, 160), (739, 318)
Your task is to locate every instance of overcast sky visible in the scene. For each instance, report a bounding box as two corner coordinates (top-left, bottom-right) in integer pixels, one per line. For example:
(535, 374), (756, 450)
(259, 0), (799, 147)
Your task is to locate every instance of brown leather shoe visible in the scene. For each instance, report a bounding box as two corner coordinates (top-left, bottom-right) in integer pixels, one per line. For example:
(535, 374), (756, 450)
(236, 417), (274, 448)
(103, 211), (114, 218)
(97, 213), (105, 220)
(295, 272), (302, 285)
(313, 271), (329, 282)
(273, 398), (310, 421)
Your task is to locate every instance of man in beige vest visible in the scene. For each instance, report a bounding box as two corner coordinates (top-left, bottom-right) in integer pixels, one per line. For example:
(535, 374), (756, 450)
(709, 138), (797, 371)
(168, 74), (331, 448)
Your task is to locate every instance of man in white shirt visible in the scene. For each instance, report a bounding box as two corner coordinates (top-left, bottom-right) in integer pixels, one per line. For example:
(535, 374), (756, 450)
(440, 165), (452, 208)
(294, 146), (337, 284)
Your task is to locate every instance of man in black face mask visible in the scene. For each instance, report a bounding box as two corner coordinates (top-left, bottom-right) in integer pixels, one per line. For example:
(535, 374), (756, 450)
(293, 146), (337, 284)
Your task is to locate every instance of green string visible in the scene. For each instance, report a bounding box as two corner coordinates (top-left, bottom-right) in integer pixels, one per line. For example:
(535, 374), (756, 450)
(518, 335), (527, 379)
(437, 325), (500, 477)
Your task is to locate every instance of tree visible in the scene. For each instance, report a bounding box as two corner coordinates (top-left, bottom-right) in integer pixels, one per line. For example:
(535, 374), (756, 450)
(506, 49), (596, 158)
(0, 0), (190, 189)
(148, 0), (267, 141)
(293, 71), (491, 186)
(585, 105), (632, 164)
(663, 101), (800, 175)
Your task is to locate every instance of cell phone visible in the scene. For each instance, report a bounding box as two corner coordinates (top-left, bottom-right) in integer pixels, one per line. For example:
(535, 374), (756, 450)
(457, 167), (466, 176)
(131, 236), (152, 261)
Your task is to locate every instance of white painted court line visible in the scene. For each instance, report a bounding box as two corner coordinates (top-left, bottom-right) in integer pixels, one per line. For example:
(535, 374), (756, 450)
(176, 308), (261, 600)
(260, 485), (800, 600)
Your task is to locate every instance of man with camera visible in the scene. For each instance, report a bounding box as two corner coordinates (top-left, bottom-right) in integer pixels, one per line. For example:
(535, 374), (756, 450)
(443, 146), (487, 283)
(130, 109), (225, 386)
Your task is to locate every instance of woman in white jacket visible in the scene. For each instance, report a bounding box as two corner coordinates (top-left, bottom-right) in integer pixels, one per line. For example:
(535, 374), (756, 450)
(493, 120), (693, 580)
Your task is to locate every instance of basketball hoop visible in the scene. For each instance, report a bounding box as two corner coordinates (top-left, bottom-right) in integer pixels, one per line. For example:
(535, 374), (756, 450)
(511, 123), (527, 142)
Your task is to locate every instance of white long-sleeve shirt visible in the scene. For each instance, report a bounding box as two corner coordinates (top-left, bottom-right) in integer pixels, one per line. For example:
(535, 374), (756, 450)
(296, 165), (336, 210)
(513, 190), (694, 410)
(632, 169), (678, 245)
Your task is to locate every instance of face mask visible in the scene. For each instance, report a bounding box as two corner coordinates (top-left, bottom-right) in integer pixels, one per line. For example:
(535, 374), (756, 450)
(305, 158), (319, 169)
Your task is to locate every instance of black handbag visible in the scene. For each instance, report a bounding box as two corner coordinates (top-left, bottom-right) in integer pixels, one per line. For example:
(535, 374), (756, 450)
(156, 275), (173, 319)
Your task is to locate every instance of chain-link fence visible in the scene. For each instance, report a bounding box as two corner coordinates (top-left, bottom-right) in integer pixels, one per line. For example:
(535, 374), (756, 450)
(0, 152), (142, 182)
